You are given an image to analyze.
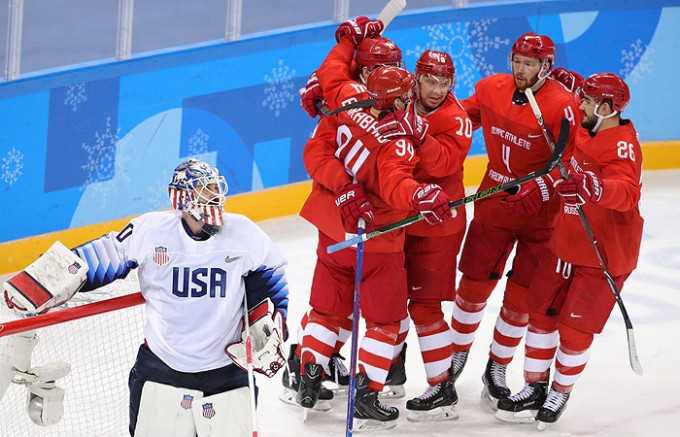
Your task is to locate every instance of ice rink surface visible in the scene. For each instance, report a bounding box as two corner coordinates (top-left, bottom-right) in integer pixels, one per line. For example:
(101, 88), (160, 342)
(1, 170), (678, 437)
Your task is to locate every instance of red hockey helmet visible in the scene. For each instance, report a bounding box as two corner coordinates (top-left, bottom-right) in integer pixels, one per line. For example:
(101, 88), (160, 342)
(366, 66), (415, 110)
(355, 37), (402, 69)
(579, 73), (630, 112)
(511, 32), (555, 65)
(416, 50), (455, 82)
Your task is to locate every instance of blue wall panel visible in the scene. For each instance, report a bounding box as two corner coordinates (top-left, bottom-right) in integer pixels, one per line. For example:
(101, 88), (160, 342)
(1, 0), (678, 242)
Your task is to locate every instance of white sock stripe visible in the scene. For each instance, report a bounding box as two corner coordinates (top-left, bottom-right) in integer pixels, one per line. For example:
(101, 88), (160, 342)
(452, 302), (485, 324)
(490, 342), (518, 359)
(338, 328), (351, 343)
(554, 370), (581, 387)
(360, 362), (389, 384)
(304, 322), (338, 348)
(495, 316), (527, 338)
(424, 359), (452, 379)
(526, 330), (559, 349)
(556, 348), (590, 367)
(361, 336), (396, 360)
(418, 329), (452, 351)
(524, 357), (553, 373)
(451, 330), (475, 346)
(399, 317), (410, 333)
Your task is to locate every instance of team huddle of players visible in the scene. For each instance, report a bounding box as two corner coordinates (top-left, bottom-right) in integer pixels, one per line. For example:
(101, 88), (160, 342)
(284, 15), (644, 431)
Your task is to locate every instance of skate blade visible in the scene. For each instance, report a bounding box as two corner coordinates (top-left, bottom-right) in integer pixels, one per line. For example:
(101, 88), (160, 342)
(353, 418), (398, 432)
(406, 404), (459, 422)
(537, 420), (550, 431)
(379, 384), (405, 399)
(480, 387), (500, 412)
(495, 408), (537, 424)
(279, 388), (332, 412)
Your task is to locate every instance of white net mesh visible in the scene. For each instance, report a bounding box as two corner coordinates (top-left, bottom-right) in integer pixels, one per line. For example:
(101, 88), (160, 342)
(0, 273), (143, 437)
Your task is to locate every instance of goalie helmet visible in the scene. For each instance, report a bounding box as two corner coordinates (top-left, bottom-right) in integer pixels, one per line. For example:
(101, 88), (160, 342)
(168, 159), (228, 236)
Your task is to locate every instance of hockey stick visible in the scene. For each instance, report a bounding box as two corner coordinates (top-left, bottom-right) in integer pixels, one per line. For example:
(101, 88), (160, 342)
(345, 218), (366, 437)
(241, 290), (260, 437)
(317, 98), (375, 117)
(326, 117), (570, 254)
(524, 87), (643, 376)
(377, 0), (407, 29)
(0, 292), (144, 337)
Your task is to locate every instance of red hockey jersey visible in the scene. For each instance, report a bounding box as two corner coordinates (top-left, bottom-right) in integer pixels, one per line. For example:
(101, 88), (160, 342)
(551, 121), (644, 276)
(300, 107), (421, 252)
(408, 94), (472, 237)
(462, 74), (579, 228)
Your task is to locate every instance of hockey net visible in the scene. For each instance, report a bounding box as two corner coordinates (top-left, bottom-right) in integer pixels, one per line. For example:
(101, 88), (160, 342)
(0, 273), (144, 437)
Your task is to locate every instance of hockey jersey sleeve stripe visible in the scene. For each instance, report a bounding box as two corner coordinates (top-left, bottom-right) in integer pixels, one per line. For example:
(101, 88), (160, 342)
(244, 265), (289, 317)
(73, 234), (134, 292)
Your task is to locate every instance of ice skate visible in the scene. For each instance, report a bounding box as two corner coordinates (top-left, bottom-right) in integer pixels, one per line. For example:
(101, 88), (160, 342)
(480, 358), (511, 411)
(536, 388), (570, 431)
(406, 376), (459, 422)
(353, 372), (399, 431)
(495, 381), (548, 423)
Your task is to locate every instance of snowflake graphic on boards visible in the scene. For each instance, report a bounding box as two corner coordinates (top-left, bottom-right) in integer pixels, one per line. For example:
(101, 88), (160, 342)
(619, 39), (654, 84)
(405, 19), (510, 92)
(262, 59), (297, 117)
(82, 117), (120, 185)
(187, 128), (210, 156)
(1, 147), (24, 187)
(64, 82), (87, 112)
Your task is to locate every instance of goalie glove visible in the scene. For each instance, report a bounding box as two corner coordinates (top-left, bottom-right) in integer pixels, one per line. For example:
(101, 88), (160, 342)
(225, 298), (286, 378)
(3, 241), (88, 315)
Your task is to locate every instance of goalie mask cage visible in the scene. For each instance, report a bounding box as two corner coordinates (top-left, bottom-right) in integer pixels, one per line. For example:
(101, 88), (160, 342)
(0, 274), (144, 437)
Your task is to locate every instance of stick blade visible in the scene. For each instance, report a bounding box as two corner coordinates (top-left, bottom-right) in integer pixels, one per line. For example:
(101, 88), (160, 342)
(377, 0), (407, 29)
(626, 328), (644, 376)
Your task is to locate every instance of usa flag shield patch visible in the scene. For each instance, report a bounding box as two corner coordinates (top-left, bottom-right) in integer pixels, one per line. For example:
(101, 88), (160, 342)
(202, 402), (216, 419)
(180, 394), (193, 410)
(67, 261), (81, 274)
(153, 246), (169, 266)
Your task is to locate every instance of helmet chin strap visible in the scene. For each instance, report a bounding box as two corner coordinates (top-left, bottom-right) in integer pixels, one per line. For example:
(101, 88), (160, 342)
(529, 59), (552, 92)
(591, 103), (619, 133)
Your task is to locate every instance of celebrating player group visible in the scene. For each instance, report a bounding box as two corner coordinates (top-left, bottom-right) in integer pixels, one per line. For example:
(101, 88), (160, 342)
(285, 8), (643, 435)
(0, 4), (643, 437)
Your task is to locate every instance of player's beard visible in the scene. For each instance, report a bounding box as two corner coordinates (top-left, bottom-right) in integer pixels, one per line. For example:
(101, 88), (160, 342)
(581, 113), (598, 132)
(513, 73), (538, 91)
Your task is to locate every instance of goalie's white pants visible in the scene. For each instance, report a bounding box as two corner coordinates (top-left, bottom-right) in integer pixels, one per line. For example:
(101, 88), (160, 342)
(135, 382), (254, 437)
(129, 343), (253, 436)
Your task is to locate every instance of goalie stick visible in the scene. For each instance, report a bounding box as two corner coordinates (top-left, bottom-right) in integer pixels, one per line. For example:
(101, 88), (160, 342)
(326, 118), (571, 254)
(524, 87), (643, 376)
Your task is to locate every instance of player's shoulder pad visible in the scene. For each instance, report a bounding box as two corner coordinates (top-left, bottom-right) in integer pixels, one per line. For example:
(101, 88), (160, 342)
(220, 213), (268, 241)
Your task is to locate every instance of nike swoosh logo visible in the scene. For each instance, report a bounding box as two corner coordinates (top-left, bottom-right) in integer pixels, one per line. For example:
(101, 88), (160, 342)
(570, 313), (583, 318)
(528, 133), (543, 138)
(411, 286), (423, 291)
(224, 256), (241, 264)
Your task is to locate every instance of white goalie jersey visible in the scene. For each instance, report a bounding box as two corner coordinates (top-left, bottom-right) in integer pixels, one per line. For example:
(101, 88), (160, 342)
(73, 210), (289, 373)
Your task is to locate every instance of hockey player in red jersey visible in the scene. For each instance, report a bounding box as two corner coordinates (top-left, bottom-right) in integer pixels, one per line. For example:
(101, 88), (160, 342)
(496, 73), (643, 428)
(297, 66), (455, 430)
(451, 32), (579, 409)
(285, 17), (407, 401)
(387, 50), (472, 421)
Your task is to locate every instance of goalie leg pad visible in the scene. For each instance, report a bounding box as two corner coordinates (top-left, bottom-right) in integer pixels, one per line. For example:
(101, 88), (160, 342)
(193, 387), (253, 437)
(134, 381), (203, 437)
